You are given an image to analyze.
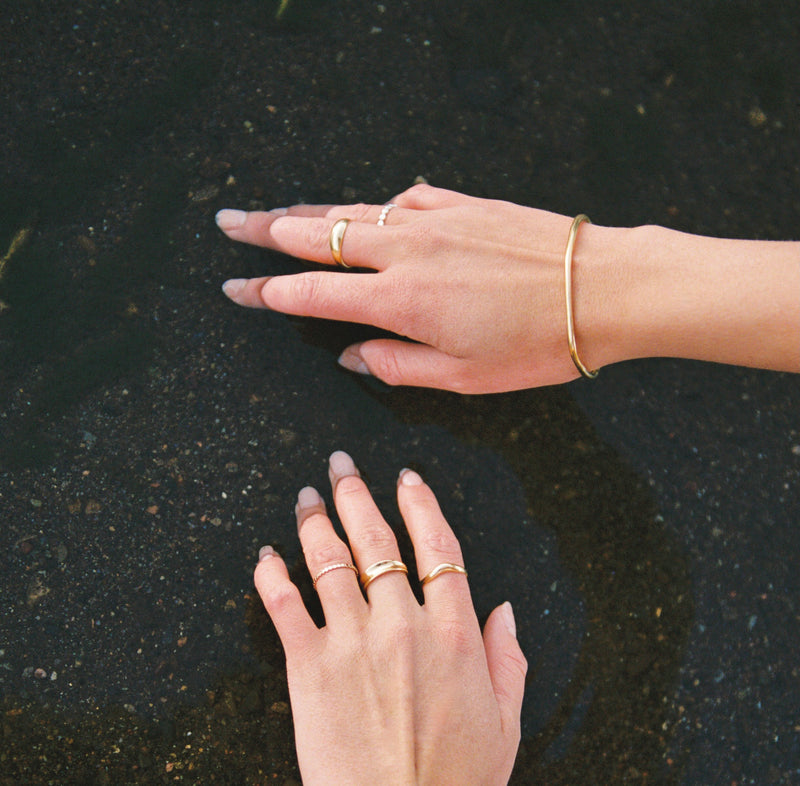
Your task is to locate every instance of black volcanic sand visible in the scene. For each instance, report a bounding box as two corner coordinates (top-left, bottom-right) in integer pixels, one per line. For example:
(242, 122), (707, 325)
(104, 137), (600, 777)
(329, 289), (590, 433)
(1, 1), (798, 784)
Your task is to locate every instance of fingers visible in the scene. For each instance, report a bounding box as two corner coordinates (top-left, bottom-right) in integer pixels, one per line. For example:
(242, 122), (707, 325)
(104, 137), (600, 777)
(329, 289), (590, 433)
(224, 270), (395, 332)
(295, 486), (365, 621)
(219, 211), (394, 270)
(483, 603), (527, 741)
(254, 546), (319, 656)
(395, 469), (471, 612)
(328, 451), (412, 600)
(340, 339), (480, 393)
(216, 183), (464, 269)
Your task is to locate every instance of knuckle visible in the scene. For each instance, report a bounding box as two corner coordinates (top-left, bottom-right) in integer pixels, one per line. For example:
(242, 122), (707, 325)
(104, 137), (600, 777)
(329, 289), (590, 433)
(304, 541), (350, 568)
(403, 182), (434, 203)
(348, 202), (374, 222)
(357, 522), (397, 552)
(287, 271), (323, 309)
(368, 346), (406, 386)
(303, 218), (330, 257)
(420, 528), (462, 560)
(259, 582), (298, 615)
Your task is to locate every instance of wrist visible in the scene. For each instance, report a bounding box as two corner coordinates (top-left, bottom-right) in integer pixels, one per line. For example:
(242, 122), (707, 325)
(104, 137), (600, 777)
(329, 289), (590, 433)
(568, 221), (651, 372)
(574, 222), (800, 373)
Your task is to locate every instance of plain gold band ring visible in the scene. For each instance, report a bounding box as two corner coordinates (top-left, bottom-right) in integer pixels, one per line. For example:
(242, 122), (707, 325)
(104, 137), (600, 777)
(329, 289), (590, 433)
(312, 562), (358, 589)
(330, 218), (352, 268)
(360, 559), (408, 590)
(420, 562), (468, 586)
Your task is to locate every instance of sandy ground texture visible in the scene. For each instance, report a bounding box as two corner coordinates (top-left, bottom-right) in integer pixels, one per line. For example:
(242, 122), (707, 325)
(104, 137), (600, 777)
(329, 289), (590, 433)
(1, 1), (799, 784)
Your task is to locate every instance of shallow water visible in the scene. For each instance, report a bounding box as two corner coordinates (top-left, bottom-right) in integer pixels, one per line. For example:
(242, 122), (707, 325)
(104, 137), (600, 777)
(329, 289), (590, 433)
(1, 1), (799, 783)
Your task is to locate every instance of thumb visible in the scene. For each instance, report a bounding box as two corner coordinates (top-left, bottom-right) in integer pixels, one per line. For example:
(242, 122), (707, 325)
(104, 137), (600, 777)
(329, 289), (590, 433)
(339, 339), (473, 391)
(483, 602), (527, 736)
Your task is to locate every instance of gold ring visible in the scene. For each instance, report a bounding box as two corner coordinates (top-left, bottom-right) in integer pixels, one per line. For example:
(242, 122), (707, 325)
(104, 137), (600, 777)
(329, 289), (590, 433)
(329, 218), (352, 268)
(420, 562), (468, 586)
(360, 559), (408, 589)
(312, 562), (358, 589)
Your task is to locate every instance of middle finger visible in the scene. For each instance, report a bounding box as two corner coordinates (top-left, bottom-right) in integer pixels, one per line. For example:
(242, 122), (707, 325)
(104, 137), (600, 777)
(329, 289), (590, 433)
(328, 451), (413, 602)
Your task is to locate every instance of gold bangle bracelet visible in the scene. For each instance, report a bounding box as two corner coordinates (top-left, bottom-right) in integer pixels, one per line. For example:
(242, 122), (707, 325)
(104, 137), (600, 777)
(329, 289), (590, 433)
(564, 214), (599, 379)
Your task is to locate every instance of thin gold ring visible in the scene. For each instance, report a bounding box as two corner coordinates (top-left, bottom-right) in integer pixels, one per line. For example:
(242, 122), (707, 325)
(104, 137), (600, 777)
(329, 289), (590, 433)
(360, 559), (408, 590)
(329, 218), (352, 268)
(420, 562), (468, 586)
(312, 562), (358, 589)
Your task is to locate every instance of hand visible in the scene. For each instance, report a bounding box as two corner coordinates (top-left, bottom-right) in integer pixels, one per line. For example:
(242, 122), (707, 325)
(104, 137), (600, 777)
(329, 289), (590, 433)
(217, 184), (625, 392)
(254, 451), (527, 786)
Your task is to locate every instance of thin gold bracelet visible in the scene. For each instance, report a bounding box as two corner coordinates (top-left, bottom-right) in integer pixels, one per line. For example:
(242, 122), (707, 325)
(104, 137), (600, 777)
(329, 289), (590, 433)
(564, 214), (599, 379)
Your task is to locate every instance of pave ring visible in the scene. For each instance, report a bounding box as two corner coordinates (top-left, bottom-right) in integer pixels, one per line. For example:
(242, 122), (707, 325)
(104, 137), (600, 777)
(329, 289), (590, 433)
(360, 559), (408, 589)
(329, 218), (352, 267)
(312, 562), (359, 589)
(420, 562), (468, 586)
(377, 203), (397, 226)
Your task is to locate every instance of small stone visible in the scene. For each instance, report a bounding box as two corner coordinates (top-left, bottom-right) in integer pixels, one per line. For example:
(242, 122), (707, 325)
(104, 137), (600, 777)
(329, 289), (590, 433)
(270, 700), (290, 714)
(84, 499), (102, 514)
(33, 668), (48, 679)
(748, 107), (767, 127)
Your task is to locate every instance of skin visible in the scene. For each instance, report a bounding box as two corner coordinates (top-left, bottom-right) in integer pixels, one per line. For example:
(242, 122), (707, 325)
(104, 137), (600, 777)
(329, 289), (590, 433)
(227, 186), (797, 783)
(255, 451), (527, 786)
(217, 184), (800, 393)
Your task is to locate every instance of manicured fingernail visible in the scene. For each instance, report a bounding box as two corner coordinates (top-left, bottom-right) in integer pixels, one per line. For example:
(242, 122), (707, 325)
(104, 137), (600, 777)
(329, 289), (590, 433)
(216, 209), (247, 230)
(329, 450), (357, 483)
(399, 468), (423, 486)
(222, 278), (247, 298)
(297, 486), (323, 510)
(338, 346), (371, 375)
(500, 601), (516, 637)
(258, 545), (276, 561)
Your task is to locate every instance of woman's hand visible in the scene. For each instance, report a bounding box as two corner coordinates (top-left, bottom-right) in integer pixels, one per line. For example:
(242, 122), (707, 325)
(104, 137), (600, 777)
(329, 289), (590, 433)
(254, 450), (527, 786)
(218, 184), (800, 390)
(217, 184), (628, 392)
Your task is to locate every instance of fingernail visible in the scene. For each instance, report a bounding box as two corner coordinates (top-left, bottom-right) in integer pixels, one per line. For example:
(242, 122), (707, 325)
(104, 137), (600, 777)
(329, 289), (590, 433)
(222, 278), (247, 298)
(399, 468), (423, 486)
(269, 207), (288, 216)
(297, 486), (323, 510)
(329, 450), (357, 484)
(258, 545), (276, 561)
(338, 346), (371, 376)
(216, 209), (247, 231)
(500, 601), (516, 637)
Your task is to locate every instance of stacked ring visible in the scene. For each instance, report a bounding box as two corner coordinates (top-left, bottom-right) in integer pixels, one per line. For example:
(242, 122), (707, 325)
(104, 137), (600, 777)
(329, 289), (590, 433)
(360, 559), (408, 589)
(420, 562), (467, 586)
(312, 562), (359, 589)
(377, 203), (397, 226)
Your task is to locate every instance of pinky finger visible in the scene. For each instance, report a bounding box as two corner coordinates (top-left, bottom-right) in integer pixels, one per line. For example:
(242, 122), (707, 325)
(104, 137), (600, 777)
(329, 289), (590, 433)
(254, 546), (319, 654)
(339, 339), (477, 393)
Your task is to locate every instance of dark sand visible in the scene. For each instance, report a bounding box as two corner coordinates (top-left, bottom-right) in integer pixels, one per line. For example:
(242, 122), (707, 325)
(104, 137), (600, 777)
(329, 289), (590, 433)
(1, 1), (798, 783)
